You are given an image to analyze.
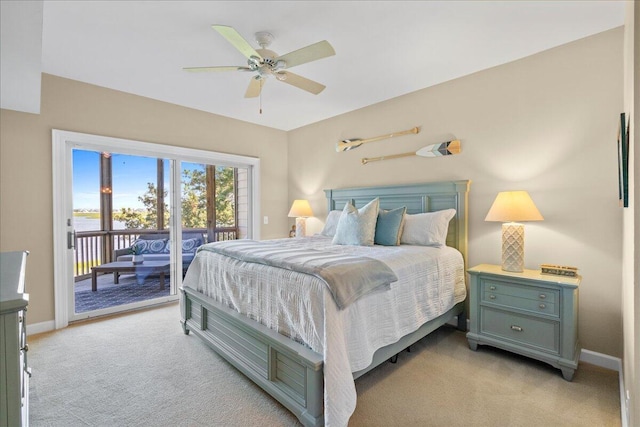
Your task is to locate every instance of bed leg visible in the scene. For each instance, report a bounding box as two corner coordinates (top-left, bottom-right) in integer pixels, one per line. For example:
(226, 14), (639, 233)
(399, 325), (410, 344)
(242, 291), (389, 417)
(179, 287), (191, 335)
(389, 354), (398, 364)
(457, 308), (467, 332)
(406, 346), (411, 353)
(180, 320), (190, 335)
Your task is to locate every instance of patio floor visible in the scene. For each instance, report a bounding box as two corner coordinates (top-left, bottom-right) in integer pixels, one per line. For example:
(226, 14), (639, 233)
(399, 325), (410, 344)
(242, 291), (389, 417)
(74, 272), (172, 313)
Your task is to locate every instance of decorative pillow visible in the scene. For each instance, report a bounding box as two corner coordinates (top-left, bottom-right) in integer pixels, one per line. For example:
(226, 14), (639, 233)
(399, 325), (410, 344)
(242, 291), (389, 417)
(131, 238), (168, 254)
(182, 237), (203, 253)
(320, 210), (342, 237)
(400, 209), (456, 247)
(332, 198), (380, 246)
(375, 206), (407, 246)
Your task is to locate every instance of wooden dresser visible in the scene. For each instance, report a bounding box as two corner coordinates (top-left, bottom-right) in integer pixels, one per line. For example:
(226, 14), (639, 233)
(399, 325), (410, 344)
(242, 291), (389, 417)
(0, 251), (30, 427)
(466, 263), (580, 381)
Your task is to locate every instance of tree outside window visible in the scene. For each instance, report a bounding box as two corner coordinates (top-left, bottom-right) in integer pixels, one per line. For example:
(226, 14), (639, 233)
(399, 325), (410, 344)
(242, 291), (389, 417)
(114, 164), (236, 230)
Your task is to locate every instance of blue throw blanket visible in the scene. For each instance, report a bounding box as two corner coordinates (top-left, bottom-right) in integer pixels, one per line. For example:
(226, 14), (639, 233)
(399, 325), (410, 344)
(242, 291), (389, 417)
(197, 239), (398, 309)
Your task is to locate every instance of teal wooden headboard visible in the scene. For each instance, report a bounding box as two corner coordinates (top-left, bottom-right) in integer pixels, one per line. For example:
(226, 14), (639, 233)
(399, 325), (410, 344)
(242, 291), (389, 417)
(324, 180), (471, 264)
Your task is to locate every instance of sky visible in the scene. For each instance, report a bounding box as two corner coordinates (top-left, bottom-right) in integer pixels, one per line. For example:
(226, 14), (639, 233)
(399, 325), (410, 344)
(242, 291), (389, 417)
(72, 149), (201, 210)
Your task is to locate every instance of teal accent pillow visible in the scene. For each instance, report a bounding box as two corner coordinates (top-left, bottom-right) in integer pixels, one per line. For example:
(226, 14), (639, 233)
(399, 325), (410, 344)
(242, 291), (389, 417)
(332, 198), (380, 246)
(375, 206), (407, 246)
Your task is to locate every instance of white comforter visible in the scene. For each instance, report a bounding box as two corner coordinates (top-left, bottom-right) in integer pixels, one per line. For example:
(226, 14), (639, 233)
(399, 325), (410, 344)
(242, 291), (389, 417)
(182, 235), (466, 427)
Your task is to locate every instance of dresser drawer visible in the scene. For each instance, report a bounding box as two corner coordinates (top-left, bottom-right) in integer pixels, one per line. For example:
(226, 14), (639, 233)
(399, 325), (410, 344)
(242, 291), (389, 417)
(481, 280), (559, 313)
(480, 307), (560, 354)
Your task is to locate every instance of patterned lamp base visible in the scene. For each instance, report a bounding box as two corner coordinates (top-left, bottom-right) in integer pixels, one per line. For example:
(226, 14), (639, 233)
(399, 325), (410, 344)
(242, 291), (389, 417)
(295, 217), (307, 238)
(502, 222), (524, 272)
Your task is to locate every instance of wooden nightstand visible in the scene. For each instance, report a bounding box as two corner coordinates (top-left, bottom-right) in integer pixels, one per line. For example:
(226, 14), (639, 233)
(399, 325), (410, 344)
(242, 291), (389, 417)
(466, 264), (580, 381)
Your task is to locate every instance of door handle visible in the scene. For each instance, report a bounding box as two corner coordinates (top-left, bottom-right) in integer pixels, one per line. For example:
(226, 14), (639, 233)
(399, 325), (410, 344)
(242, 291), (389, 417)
(67, 230), (76, 249)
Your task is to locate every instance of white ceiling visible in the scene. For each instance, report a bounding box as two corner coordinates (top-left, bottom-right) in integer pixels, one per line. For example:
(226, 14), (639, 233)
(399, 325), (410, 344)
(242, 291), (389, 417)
(9, 1), (629, 131)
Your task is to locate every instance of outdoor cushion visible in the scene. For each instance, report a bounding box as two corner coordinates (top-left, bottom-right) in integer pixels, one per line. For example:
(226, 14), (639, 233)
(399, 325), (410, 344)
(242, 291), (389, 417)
(131, 238), (168, 254)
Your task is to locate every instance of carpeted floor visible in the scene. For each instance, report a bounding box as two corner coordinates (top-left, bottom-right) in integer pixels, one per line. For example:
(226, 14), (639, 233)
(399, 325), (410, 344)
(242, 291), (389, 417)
(28, 303), (621, 426)
(75, 274), (170, 313)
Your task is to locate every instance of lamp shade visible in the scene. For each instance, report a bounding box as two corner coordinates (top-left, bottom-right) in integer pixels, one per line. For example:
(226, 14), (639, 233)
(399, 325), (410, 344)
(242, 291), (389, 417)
(485, 191), (543, 223)
(288, 199), (313, 218)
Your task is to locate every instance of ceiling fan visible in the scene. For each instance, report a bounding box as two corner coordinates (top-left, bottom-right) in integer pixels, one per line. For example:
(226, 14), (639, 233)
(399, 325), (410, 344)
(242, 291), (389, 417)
(184, 25), (336, 98)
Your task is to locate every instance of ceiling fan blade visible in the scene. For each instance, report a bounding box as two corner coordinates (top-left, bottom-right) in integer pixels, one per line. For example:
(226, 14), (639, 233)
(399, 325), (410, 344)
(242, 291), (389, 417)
(183, 66), (252, 72)
(277, 71), (326, 95)
(276, 40), (335, 69)
(244, 77), (264, 98)
(212, 25), (262, 60)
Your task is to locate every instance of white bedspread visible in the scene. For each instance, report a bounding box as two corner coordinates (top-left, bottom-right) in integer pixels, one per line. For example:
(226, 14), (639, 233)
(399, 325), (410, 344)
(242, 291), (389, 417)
(182, 235), (466, 427)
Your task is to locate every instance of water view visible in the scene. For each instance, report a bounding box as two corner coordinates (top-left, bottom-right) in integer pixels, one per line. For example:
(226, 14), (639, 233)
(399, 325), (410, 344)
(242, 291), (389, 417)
(74, 215), (127, 232)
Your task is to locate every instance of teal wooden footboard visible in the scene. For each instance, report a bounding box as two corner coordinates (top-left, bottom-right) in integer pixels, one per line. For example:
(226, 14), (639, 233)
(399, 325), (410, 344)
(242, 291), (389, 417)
(180, 286), (324, 426)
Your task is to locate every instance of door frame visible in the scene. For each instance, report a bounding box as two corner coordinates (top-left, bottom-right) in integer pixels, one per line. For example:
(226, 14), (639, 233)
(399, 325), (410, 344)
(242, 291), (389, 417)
(52, 129), (261, 329)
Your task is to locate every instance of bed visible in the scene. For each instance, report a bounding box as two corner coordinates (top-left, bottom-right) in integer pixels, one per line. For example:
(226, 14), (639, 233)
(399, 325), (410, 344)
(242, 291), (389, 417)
(180, 180), (470, 427)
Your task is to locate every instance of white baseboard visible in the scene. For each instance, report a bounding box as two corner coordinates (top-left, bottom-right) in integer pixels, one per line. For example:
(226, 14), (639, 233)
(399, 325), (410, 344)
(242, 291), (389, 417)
(619, 369), (629, 427)
(27, 320), (55, 336)
(579, 348), (622, 371)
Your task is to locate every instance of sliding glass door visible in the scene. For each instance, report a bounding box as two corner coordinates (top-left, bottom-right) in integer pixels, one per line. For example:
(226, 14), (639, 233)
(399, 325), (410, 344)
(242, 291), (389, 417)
(70, 148), (180, 319)
(71, 150), (176, 316)
(52, 130), (260, 327)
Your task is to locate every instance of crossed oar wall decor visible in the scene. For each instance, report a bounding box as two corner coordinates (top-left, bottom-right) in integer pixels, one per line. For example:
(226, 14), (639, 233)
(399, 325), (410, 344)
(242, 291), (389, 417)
(336, 127), (420, 152)
(336, 126), (461, 165)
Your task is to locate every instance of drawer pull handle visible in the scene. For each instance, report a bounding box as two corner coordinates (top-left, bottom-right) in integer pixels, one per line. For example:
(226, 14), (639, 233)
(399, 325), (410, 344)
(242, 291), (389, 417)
(539, 303), (546, 309)
(21, 344), (29, 352)
(489, 295), (496, 300)
(539, 294), (546, 299)
(510, 325), (523, 332)
(489, 286), (496, 290)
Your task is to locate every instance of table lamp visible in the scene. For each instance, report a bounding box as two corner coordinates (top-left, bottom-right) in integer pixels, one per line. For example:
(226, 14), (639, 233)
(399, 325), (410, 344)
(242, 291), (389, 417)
(485, 191), (543, 272)
(288, 199), (314, 238)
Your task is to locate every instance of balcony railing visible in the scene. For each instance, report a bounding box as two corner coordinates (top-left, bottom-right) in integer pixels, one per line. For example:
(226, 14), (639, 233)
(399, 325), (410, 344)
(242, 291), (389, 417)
(74, 227), (238, 280)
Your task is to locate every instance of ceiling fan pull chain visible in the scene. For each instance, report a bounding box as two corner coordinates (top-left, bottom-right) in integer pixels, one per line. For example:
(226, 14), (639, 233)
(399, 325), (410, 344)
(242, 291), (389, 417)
(259, 79), (263, 114)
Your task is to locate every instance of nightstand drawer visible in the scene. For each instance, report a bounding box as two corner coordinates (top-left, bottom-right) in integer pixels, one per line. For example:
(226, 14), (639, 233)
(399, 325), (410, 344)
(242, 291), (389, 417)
(482, 291), (558, 316)
(480, 307), (559, 354)
(482, 279), (558, 303)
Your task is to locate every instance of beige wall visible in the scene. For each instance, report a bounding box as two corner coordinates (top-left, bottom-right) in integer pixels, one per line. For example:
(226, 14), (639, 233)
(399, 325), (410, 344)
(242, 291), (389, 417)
(288, 28), (624, 357)
(622, 1), (639, 424)
(0, 74), (289, 325)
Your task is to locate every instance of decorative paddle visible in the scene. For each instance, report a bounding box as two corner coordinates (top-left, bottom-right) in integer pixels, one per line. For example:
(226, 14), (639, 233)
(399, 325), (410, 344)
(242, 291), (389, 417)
(336, 126), (420, 152)
(361, 139), (461, 165)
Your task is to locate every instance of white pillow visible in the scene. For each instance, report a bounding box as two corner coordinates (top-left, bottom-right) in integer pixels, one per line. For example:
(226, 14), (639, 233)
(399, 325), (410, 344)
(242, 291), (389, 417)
(400, 209), (456, 247)
(320, 210), (342, 237)
(332, 198), (380, 246)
